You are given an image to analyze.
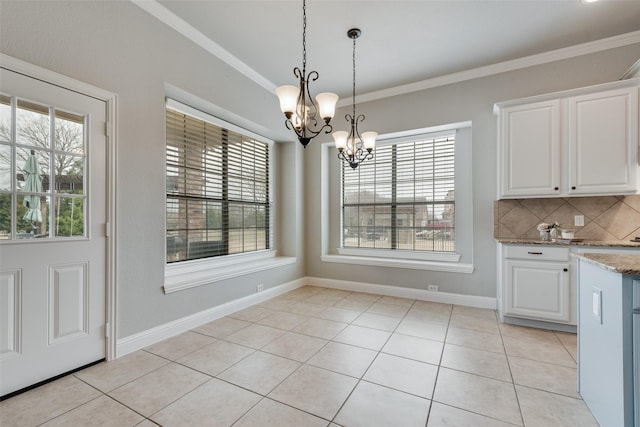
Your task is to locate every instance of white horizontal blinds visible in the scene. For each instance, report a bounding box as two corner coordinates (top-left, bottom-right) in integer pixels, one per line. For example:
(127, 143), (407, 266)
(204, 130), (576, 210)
(342, 134), (455, 252)
(166, 107), (270, 262)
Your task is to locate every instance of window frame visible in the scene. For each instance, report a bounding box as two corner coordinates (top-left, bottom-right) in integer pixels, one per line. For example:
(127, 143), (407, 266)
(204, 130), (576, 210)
(163, 99), (292, 294)
(320, 122), (474, 274)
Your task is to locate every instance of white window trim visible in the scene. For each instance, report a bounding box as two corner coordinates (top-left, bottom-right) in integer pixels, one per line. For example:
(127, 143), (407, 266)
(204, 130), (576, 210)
(164, 250), (296, 294)
(163, 97), (284, 293)
(320, 122), (474, 274)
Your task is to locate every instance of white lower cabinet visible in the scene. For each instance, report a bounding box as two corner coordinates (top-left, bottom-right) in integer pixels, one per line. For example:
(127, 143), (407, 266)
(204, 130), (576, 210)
(500, 245), (573, 324)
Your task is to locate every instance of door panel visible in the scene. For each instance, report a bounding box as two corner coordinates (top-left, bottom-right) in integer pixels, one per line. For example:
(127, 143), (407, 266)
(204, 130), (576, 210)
(0, 68), (106, 397)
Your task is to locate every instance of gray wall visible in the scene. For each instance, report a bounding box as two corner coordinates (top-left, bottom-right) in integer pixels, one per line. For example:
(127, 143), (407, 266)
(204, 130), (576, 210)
(304, 45), (640, 298)
(2, 1), (639, 338)
(0, 1), (304, 338)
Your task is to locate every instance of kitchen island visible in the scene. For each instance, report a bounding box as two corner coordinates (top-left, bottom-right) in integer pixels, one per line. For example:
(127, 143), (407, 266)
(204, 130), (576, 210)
(575, 253), (640, 427)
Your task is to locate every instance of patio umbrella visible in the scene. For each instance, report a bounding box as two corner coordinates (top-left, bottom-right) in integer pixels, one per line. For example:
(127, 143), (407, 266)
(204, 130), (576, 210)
(22, 149), (43, 227)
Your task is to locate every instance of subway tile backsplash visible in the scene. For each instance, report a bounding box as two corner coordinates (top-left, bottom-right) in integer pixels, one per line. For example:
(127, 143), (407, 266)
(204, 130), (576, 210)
(494, 196), (640, 241)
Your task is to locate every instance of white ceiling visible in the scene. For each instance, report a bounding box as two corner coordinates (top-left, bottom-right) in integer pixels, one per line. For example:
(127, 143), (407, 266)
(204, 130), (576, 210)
(138, 0), (640, 103)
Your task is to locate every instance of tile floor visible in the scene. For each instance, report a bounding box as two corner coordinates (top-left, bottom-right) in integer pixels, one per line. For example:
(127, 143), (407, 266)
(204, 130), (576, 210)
(0, 285), (598, 427)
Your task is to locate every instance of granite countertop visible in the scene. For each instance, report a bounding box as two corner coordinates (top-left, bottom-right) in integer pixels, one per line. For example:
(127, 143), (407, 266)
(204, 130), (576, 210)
(495, 238), (640, 248)
(574, 253), (640, 275)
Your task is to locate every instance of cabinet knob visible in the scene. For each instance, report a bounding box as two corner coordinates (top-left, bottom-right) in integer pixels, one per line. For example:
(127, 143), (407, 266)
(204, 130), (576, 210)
(554, 187), (559, 191)
(563, 268), (568, 272)
(571, 186), (576, 190)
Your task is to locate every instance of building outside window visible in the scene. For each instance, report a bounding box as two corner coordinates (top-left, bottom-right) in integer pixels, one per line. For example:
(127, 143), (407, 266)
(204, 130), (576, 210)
(165, 100), (271, 263)
(341, 133), (455, 253)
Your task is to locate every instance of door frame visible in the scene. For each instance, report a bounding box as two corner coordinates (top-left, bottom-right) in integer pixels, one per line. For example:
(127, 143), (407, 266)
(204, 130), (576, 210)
(1, 53), (118, 361)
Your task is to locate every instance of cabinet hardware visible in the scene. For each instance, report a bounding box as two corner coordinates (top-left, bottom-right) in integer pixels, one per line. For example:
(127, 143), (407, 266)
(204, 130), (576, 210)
(527, 251), (543, 255)
(554, 187), (559, 190)
(571, 186), (576, 190)
(563, 268), (568, 272)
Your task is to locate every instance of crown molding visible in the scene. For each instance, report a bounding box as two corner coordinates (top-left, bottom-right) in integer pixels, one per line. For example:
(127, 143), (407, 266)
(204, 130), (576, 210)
(134, 1), (640, 103)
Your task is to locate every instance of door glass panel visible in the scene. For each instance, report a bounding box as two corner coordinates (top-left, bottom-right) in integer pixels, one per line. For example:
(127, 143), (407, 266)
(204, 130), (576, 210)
(0, 95), (10, 143)
(1, 94), (87, 241)
(54, 110), (84, 154)
(16, 99), (49, 148)
(16, 194), (50, 238)
(0, 144), (10, 191)
(54, 196), (84, 237)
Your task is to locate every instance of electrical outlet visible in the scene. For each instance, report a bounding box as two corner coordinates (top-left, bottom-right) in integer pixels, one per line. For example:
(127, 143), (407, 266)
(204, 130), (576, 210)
(428, 285), (439, 292)
(256, 283), (264, 292)
(574, 215), (585, 227)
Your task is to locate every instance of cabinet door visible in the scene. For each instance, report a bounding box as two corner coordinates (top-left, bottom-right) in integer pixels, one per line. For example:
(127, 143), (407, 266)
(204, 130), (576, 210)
(499, 100), (561, 198)
(504, 259), (571, 322)
(568, 87), (638, 195)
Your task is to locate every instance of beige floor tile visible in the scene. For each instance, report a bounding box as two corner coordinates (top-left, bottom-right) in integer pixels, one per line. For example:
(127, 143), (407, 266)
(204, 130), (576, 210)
(445, 327), (505, 354)
(151, 378), (261, 426)
(261, 332), (327, 362)
(218, 351), (301, 395)
(177, 339), (254, 376)
(335, 380), (430, 427)
(305, 293), (345, 306)
(192, 316), (251, 338)
(555, 331), (578, 362)
(499, 323), (559, 341)
(284, 301), (328, 316)
(233, 398), (327, 427)
(396, 318), (448, 342)
(132, 420), (159, 427)
(378, 295), (415, 308)
(144, 331), (215, 361)
(41, 395), (143, 427)
(108, 363), (210, 416)
(318, 288), (352, 298)
(268, 365), (358, 420)
(449, 313), (500, 335)
(382, 333), (443, 365)
(256, 296), (297, 310)
(291, 317), (348, 339)
(364, 353), (438, 398)
(334, 298), (374, 311)
(452, 305), (498, 320)
(256, 311), (309, 331)
(307, 341), (377, 378)
(427, 402), (517, 427)
(516, 385), (598, 427)
(0, 376), (102, 426)
(74, 350), (168, 392)
(228, 305), (277, 322)
(412, 300), (453, 313)
(509, 356), (578, 398)
(344, 291), (380, 304)
(405, 306), (452, 324)
(366, 301), (410, 317)
(502, 335), (576, 367)
(441, 344), (511, 382)
(224, 323), (286, 349)
(353, 312), (401, 331)
(284, 286), (324, 298)
(333, 325), (392, 351)
(316, 306), (361, 323)
(433, 368), (522, 426)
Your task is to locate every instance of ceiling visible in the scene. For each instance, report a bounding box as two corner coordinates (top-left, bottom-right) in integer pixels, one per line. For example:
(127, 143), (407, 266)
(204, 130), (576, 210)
(139, 0), (640, 104)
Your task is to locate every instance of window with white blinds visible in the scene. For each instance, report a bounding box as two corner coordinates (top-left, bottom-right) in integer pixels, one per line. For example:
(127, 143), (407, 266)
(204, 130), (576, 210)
(166, 104), (271, 263)
(342, 134), (455, 253)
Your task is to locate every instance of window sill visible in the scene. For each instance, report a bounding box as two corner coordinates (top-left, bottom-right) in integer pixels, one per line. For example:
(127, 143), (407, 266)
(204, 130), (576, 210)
(321, 253), (474, 274)
(164, 250), (296, 294)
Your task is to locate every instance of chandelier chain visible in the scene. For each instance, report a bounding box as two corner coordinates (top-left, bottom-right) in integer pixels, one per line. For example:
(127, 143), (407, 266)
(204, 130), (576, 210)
(352, 34), (356, 120)
(302, 0), (307, 74)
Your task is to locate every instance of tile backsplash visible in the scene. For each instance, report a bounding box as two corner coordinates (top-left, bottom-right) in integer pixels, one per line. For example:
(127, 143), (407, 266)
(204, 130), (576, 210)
(494, 195), (640, 241)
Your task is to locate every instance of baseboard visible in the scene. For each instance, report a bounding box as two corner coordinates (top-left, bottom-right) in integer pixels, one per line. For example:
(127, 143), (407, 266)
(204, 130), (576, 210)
(116, 278), (305, 357)
(303, 276), (497, 310)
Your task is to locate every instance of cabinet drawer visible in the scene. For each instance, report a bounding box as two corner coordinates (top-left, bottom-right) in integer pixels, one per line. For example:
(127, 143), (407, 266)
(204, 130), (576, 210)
(504, 245), (570, 261)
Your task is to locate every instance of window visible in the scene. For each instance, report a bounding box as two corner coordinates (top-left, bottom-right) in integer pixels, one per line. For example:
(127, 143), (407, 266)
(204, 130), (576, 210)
(165, 100), (271, 263)
(341, 133), (455, 253)
(0, 94), (86, 241)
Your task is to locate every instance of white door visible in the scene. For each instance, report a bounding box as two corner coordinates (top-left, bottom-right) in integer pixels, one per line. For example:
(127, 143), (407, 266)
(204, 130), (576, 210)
(0, 68), (107, 397)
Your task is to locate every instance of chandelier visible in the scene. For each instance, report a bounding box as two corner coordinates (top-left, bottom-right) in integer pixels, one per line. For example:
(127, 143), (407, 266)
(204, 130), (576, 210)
(275, 0), (339, 148)
(333, 28), (376, 169)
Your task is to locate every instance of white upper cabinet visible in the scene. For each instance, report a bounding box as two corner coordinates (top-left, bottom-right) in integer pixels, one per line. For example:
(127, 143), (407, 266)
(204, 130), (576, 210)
(568, 87), (638, 195)
(496, 80), (639, 198)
